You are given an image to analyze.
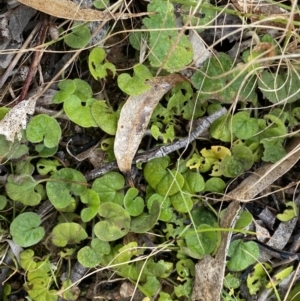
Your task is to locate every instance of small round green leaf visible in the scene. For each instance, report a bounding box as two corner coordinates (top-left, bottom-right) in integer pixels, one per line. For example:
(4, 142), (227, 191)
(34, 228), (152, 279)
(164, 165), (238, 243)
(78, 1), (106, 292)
(46, 168), (87, 209)
(26, 114), (61, 148)
(117, 73), (151, 96)
(170, 192), (193, 213)
(156, 170), (184, 196)
(52, 222), (88, 247)
(184, 224), (218, 259)
(94, 203), (130, 241)
(77, 238), (110, 268)
(6, 175), (41, 206)
(124, 187), (144, 216)
(210, 115), (232, 142)
(235, 211), (253, 229)
(10, 212), (45, 247)
(147, 193), (173, 222)
(144, 157), (170, 190)
(204, 177), (226, 193)
(227, 239), (259, 271)
(64, 96), (97, 128)
(183, 171), (205, 193)
(232, 112), (259, 140)
(64, 23), (91, 48)
(80, 189), (101, 222)
(91, 100), (118, 135)
(92, 172), (125, 205)
(130, 200), (160, 233)
(37, 158), (61, 175)
(0, 195), (7, 210)
(221, 145), (254, 178)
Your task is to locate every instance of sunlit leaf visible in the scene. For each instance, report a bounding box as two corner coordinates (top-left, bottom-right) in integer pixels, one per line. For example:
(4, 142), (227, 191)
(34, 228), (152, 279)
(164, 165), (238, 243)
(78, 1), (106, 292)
(52, 222), (88, 247)
(10, 212), (45, 247)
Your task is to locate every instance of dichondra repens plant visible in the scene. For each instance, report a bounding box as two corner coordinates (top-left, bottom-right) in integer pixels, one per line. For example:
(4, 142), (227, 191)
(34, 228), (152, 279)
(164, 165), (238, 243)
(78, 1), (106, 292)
(1, 0), (300, 300)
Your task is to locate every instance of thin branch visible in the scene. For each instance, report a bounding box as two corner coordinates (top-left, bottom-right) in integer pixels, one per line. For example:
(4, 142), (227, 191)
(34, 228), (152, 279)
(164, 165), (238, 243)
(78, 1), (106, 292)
(85, 107), (227, 181)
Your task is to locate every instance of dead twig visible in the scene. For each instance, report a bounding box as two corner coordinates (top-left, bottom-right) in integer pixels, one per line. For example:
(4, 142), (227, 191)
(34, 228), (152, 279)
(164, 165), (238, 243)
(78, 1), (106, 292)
(85, 107), (227, 181)
(17, 17), (48, 103)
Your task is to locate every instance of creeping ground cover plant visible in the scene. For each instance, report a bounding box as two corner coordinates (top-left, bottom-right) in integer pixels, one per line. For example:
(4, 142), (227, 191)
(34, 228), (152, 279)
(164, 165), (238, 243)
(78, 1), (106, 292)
(1, 0), (300, 300)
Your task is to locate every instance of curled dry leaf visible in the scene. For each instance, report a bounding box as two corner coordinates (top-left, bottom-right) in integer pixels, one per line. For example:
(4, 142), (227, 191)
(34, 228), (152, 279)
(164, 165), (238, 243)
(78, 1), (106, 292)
(17, 0), (150, 21)
(0, 92), (40, 142)
(114, 74), (186, 175)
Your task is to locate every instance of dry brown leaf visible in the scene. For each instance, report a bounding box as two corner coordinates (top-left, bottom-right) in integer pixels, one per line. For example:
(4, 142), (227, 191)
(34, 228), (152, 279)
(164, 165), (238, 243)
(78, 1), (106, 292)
(0, 91), (40, 142)
(192, 202), (241, 301)
(114, 74), (186, 175)
(17, 0), (150, 21)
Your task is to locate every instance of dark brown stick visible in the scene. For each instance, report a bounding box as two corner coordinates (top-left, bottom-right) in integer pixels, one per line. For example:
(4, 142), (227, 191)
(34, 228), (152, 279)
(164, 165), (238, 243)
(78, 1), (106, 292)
(16, 17), (48, 104)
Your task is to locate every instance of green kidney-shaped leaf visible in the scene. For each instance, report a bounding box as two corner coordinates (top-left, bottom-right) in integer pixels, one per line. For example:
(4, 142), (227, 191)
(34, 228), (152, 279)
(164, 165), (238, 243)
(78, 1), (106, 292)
(147, 193), (173, 222)
(64, 23), (91, 48)
(77, 238), (111, 268)
(91, 100), (118, 135)
(204, 177), (226, 193)
(6, 174), (41, 206)
(221, 145), (254, 177)
(191, 53), (256, 103)
(130, 200), (160, 233)
(258, 69), (300, 104)
(64, 96), (97, 128)
(210, 115), (233, 142)
(92, 172), (125, 205)
(89, 47), (116, 80)
(170, 192), (193, 213)
(227, 239), (259, 271)
(46, 168), (87, 209)
(232, 112), (260, 140)
(52, 222), (88, 247)
(117, 73), (151, 96)
(182, 171), (205, 194)
(26, 114), (61, 148)
(235, 211), (253, 229)
(143, 1), (193, 72)
(94, 202), (130, 241)
(184, 224), (218, 259)
(261, 138), (286, 163)
(80, 189), (101, 222)
(124, 187), (144, 216)
(144, 156), (170, 190)
(156, 170), (185, 196)
(10, 212), (45, 247)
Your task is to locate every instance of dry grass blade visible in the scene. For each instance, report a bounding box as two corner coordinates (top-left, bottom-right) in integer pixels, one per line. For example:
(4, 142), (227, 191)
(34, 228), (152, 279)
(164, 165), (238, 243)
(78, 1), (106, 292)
(17, 0), (150, 21)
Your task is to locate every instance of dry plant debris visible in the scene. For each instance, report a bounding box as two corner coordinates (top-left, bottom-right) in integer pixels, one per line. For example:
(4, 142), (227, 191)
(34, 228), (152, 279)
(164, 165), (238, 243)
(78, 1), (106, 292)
(1, 0), (300, 301)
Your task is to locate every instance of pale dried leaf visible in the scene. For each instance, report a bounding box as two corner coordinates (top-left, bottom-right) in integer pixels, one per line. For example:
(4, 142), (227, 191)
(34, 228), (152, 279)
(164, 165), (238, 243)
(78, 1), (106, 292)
(17, 0), (149, 21)
(189, 30), (211, 68)
(192, 202), (241, 301)
(114, 74), (185, 174)
(0, 94), (39, 142)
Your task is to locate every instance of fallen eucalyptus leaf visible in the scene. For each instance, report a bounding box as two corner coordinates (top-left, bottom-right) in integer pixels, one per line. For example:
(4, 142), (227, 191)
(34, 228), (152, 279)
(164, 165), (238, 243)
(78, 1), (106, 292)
(114, 74), (185, 175)
(0, 92), (39, 142)
(17, 0), (150, 21)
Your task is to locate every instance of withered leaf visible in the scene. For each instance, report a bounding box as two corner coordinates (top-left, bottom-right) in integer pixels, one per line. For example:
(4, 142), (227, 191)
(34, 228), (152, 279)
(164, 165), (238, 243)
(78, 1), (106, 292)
(0, 92), (40, 142)
(17, 0), (150, 21)
(114, 74), (185, 175)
